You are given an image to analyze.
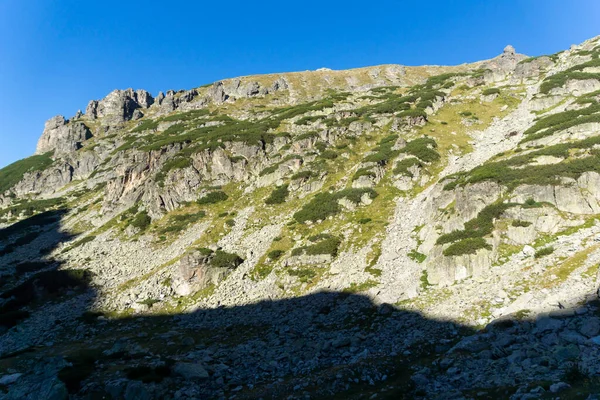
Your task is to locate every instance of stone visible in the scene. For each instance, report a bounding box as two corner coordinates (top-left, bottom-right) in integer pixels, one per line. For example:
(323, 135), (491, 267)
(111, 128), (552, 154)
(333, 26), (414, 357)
(124, 380), (151, 400)
(553, 344), (580, 361)
(534, 317), (563, 333)
(580, 317), (600, 337)
(0, 373), (22, 385)
(549, 382), (570, 393)
(173, 362), (209, 379)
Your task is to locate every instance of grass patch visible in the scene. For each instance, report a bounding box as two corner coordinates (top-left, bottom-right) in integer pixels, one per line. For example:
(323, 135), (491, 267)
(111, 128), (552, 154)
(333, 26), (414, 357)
(198, 191), (228, 205)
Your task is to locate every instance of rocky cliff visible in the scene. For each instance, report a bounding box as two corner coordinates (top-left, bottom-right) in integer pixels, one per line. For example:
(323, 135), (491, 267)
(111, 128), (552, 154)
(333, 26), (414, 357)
(3, 36), (600, 399)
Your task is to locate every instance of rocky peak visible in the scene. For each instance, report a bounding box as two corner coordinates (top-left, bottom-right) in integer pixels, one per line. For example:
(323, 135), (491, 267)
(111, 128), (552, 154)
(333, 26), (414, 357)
(85, 88), (155, 125)
(35, 115), (92, 155)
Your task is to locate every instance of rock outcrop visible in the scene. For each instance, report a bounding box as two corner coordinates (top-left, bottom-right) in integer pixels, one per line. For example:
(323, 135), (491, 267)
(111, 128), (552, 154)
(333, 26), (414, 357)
(35, 115), (92, 155)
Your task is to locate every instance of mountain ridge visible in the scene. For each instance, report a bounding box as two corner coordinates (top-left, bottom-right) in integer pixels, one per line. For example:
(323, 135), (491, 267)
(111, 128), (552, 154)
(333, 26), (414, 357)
(3, 34), (600, 398)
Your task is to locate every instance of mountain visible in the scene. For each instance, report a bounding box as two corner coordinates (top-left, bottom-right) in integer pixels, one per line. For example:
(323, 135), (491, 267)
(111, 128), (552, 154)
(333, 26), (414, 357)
(2, 36), (600, 398)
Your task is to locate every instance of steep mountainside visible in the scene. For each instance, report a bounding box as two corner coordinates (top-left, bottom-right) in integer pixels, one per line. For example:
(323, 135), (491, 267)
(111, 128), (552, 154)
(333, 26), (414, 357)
(3, 37), (600, 399)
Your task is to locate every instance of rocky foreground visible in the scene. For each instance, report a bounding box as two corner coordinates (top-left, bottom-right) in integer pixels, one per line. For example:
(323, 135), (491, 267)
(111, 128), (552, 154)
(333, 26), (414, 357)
(3, 36), (600, 398)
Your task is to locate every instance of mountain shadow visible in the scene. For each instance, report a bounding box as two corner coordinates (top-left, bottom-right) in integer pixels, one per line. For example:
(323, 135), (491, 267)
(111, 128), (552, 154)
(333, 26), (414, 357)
(1, 213), (600, 399)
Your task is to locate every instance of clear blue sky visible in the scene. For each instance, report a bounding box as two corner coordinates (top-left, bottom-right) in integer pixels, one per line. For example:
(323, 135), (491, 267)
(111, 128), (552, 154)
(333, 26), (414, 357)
(0, 1), (598, 168)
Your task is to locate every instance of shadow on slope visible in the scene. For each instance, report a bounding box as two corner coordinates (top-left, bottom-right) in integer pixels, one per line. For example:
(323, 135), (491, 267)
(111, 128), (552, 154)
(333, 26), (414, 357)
(1, 213), (600, 399)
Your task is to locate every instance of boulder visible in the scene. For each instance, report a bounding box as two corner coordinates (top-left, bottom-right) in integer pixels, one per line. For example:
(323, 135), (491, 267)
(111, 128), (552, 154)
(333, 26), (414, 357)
(173, 362), (209, 379)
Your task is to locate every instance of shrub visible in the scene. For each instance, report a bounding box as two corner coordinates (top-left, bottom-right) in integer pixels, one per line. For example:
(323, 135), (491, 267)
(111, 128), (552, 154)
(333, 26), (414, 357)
(393, 158), (422, 176)
(443, 237), (491, 257)
(512, 220), (532, 227)
(288, 268), (317, 282)
(291, 170), (314, 180)
(211, 250), (244, 269)
(292, 236), (341, 257)
(268, 249), (284, 260)
(482, 88), (500, 96)
(131, 211), (151, 230)
(225, 219), (235, 227)
(159, 211), (206, 234)
(265, 185), (289, 205)
(319, 149), (338, 160)
(534, 246), (554, 258)
(131, 119), (159, 133)
(353, 168), (376, 181)
(402, 137), (440, 163)
(358, 218), (372, 224)
(408, 250), (427, 263)
(259, 164), (280, 176)
(437, 202), (515, 245)
(198, 191), (228, 205)
(293, 188), (378, 223)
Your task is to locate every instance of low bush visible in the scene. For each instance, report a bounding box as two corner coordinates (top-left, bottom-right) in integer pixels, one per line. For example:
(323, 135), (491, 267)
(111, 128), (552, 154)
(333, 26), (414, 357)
(443, 237), (492, 257)
(265, 185), (289, 205)
(292, 236), (341, 257)
(198, 191), (228, 205)
(293, 188), (378, 223)
(210, 250), (244, 269)
(534, 246), (554, 258)
(268, 249), (284, 260)
(482, 88), (500, 96)
(393, 158), (422, 176)
(131, 211), (151, 230)
(512, 220), (532, 227)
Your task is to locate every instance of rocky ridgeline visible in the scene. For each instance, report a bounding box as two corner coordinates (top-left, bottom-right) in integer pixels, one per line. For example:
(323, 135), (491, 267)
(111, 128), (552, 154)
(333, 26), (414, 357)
(2, 36), (600, 398)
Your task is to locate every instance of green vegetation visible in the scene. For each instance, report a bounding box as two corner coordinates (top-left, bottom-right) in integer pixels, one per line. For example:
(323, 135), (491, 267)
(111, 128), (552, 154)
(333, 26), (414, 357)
(259, 164), (280, 176)
(268, 249), (284, 260)
(443, 237), (492, 256)
(161, 108), (210, 122)
(445, 135), (600, 190)
(512, 220), (532, 227)
(437, 202), (514, 245)
(352, 167), (376, 181)
(293, 188), (377, 223)
(358, 218), (372, 224)
(130, 210), (151, 230)
(402, 137), (440, 162)
(540, 57), (600, 94)
(155, 158), (192, 186)
(265, 184), (289, 205)
(158, 210), (206, 234)
(0, 197), (65, 219)
(287, 268), (317, 283)
(197, 249), (244, 269)
(482, 88), (500, 96)
(292, 235), (341, 257)
(62, 235), (96, 253)
(393, 158), (422, 177)
(363, 134), (400, 165)
(291, 170), (314, 180)
(131, 119), (159, 133)
(198, 191), (228, 204)
(408, 250), (427, 263)
(522, 103), (600, 142)
(535, 246), (555, 258)
(0, 152), (54, 193)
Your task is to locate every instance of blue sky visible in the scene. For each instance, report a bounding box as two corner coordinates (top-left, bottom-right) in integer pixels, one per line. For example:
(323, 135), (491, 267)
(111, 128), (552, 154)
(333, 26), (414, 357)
(0, 1), (598, 168)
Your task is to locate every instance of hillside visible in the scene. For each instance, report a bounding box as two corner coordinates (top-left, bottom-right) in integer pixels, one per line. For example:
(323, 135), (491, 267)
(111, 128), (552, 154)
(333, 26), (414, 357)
(3, 36), (600, 398)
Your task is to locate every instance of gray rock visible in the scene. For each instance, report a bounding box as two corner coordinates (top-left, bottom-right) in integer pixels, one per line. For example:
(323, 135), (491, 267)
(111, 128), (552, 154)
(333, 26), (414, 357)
(173, 362), (209, 379)
(534, 317), (563, 333)
(580, 317), (600, 337)
(553, 344), (580, 361)
(0, 373), (22, 385)
(549, 382), (570, 393)
(36, 115), (92, 155)
(124, 380), (152, 400)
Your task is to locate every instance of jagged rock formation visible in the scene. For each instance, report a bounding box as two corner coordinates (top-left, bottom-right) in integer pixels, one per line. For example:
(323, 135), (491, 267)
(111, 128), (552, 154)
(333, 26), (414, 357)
(3, 36), (600, 398)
